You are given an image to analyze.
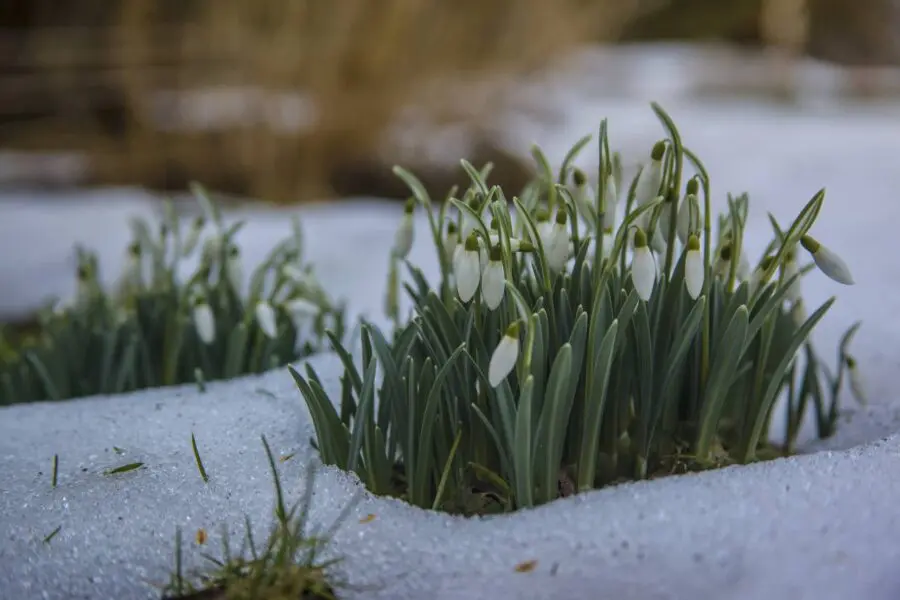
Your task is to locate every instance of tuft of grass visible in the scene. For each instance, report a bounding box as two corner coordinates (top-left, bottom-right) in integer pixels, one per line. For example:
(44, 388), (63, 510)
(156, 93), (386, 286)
(0, 184), (345, 406)
(192, 433), (210, 484)
(159, 436), (366, 600)
(292, 102), (864, 515)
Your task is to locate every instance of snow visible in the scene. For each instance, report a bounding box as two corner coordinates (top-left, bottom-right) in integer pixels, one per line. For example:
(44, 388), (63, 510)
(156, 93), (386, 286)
(3, 45), (900, 599)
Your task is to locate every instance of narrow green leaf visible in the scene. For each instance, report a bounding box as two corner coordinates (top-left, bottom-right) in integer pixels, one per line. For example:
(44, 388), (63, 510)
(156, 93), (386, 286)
(577, 319), (619, 491)
(513, 375), (536, 508)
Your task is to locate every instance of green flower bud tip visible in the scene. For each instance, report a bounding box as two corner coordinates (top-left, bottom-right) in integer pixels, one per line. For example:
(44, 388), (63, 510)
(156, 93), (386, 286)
(555, 209), (568, 225)
(77, 265), (89, 281)
(404, 198), (415, 214)
(229, 246), (240, 257)
(489, 245), (502, 261)
(719, 243), (732, 261)
(518, 241), (536, 252)
(651, 140), (667, 161)
(633, 227), (648, 249)
(490, 217), (499, 231)
(800, 234), (819, 254)
(535, 208), (550, 223)
(128, 242), (141, 257)
(572, 168), (587, 186)
(192, 215), (205, 229)
(505, 321), (520, 339)
(686, 177), (700, 195)
(464, 234), (480, 252)
(447, 221), (458, 235)
(687, 234), (700, 251)
(760, 255), (776, 271)
(846, 356), (856, 369)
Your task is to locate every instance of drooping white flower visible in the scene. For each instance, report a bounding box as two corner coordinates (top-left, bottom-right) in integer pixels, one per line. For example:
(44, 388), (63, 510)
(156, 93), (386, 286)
(737, 250), (751, 281)
(677, 182), (701, 245)
(634, 140), (666, 209)
(454, 234), (482, 303)
(684, 234), (704, 300)
(255, 301), (278, 339)
(225, 245), (242, 291)
(543, 209), (571, 273)
(443, 221), (459, 263)
(571, 168), (596, 225)
(713, 244), (733, 280)
(284, 297), (320, 319)
(790, 298), (807, 328)
(481, 246), (506, 310)
(489, 322), (520, 387)
(800, 234), (854, 285)
(631, 227), (657, 302)
(192, 299), (216, 345)
(845, 355), (867, 406)
(781, 248), (802, 302)
(182, 215), (205, 257)
(392, 198), (415, 259)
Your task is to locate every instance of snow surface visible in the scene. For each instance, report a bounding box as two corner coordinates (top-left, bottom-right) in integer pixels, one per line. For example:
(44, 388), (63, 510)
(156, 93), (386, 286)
(3, 49), (900, 599)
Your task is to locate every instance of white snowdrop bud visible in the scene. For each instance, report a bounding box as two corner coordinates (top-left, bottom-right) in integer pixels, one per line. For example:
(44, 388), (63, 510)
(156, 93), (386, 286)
(443, 221), (459, 263)
(800, 235), (854, 285)
(713, 243), (733, 279)
(677, 178), (701, 245)
(748, 256), (776, 297)
(634, 141), (666, 209)
(182, 215), (205, 257)
(192, 299), (216, 345)
(225, 245), (242, 291)
(684, 234), (704, 300)
(790, 298), (807, 328)
(845, 355), (867, 406)
(481, 245), (506, 310)
(255, 301), (278, 339)
(781, 248), (802, 302)
(489, 322), (520, 387)
(631, 227), (657, 302)
(571, 168), (596, 224)
(392, 198), (415, 259)
(454, 234), (482, 303)
(544, 209), (571, 273)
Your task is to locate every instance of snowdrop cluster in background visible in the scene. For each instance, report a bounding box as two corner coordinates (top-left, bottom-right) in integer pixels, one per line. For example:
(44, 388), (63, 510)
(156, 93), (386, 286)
(0, 184), (344, 406)
(297, 103), (865, 515)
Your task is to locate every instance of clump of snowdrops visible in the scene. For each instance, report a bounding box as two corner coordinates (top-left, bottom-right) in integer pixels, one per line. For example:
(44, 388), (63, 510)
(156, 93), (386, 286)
(0, 184), (344, 405)
(293, 104), (864, 514)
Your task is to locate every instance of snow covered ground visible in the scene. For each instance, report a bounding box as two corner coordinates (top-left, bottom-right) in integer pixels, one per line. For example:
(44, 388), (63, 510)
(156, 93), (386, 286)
(2, 45), (900, 599)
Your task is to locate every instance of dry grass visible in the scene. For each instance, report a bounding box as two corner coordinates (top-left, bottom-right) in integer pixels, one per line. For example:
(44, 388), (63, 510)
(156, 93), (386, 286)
(0, 0), (641, 203)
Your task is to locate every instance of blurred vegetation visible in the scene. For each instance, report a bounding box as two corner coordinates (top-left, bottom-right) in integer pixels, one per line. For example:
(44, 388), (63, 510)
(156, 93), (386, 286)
(0, 0), (898, 203)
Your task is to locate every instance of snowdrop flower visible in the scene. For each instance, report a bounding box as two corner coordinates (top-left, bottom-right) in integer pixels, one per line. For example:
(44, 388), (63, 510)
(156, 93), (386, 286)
(544, 209), (571, 273)
(192, 298), (216, 345)
(684, 234), (704, 299)
(255, 301), (278, 339)
(119, 242), (143, 293)
(713, 243), (733, 279)
(571, 168), (596, 224)
(601, 174), (618, 232)
(489, 322), (520, 387)
(481, 245), (506, 310)
(781, 248), (802, 302)
(443, 221), (459, 263)
(631, 227), (657, 302)
(460, 194), (484, 240)
(677, 179), (701, 245)
(284, 297), (320, 320)
(226, 245), (242, 291)
(392, 199), (415, 259)
(635, 141), (666, 206)
(737, 250), (751, 281)
(748, 256), (775, 297)
(202, 232), (223, 265)
(454, 234), (482, 303)
(800, 234), (854, 285)
(845, 356), (867, 406)
(182, 215), (205, 257)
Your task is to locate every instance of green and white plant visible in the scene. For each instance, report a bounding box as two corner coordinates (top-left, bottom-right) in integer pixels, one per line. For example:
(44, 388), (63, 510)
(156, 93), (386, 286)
(0, 184), (345, 405)
(292, 104), (863, 515)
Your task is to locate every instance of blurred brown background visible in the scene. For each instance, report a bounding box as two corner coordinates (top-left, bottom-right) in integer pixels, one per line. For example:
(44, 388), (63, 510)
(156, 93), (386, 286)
(1, 0), (898, 204)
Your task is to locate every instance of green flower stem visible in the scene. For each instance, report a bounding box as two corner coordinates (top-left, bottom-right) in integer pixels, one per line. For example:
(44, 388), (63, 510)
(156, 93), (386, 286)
(651, 102), (684, 279)
(683, 147), (712, 388)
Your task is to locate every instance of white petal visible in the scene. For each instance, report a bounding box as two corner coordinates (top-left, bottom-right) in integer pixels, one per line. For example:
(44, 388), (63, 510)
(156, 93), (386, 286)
(814, 246), (854, 285)
(193, 303), (216, 344)
(285, 297), (320, 319)
(443, 232), (459, 262)
(782, 260), (802, 302)
(676, 194), (700, 245)
(255, 302), (278, 339)
(489, 335), (519, 387)
(456, 250), (482, 303)
(632, 247), (657, 301)
(481, 261), (506, 310)
(545, 224), (571, 273)
(685, 249), (704, 299)
(392, 217), (414, 259)
(737, 252), (751, 281)
(635, 159), (664, 207)
(790, 299), (807, 328)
